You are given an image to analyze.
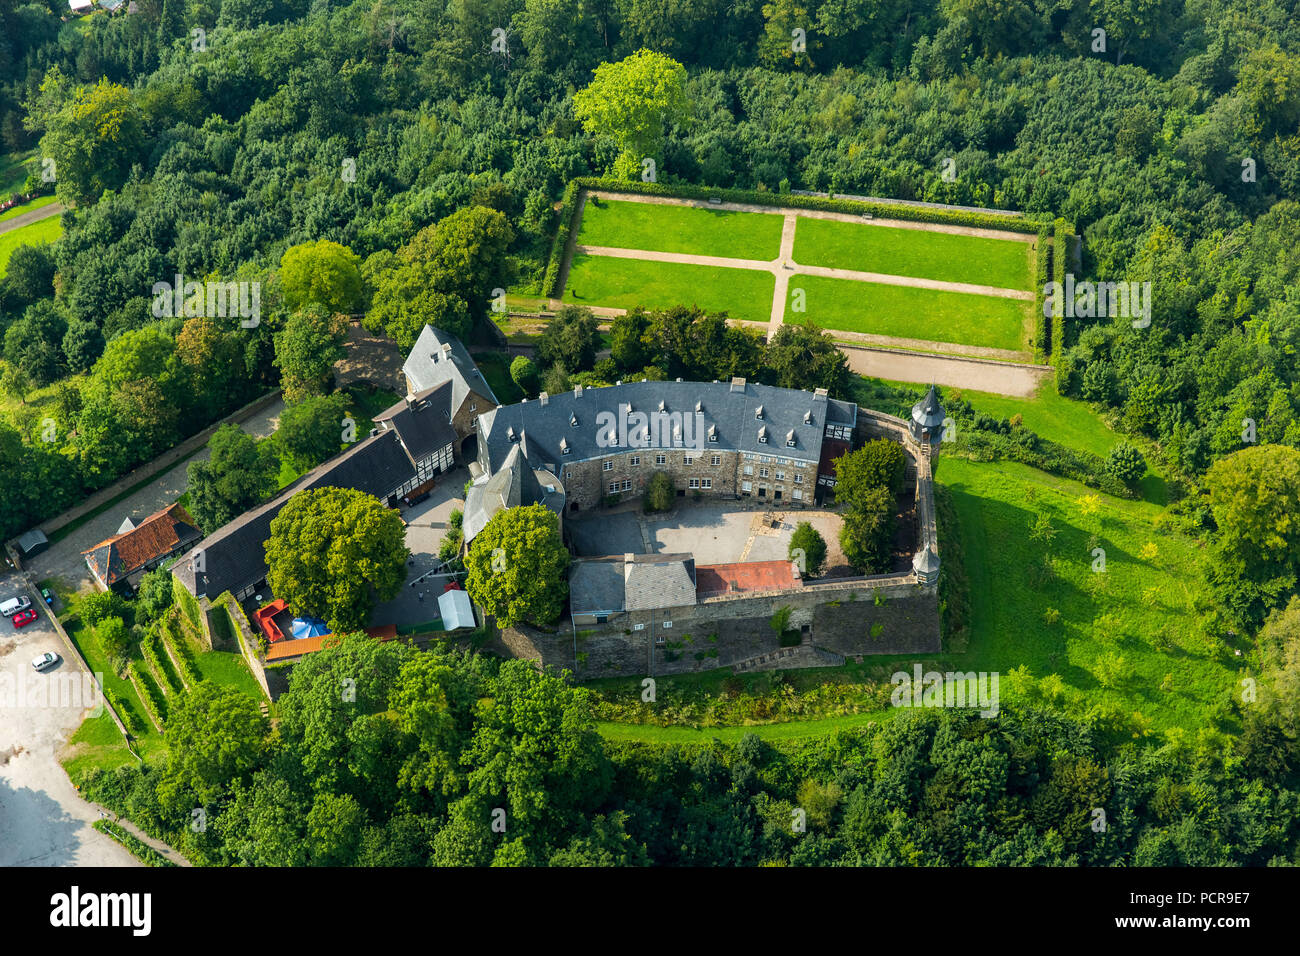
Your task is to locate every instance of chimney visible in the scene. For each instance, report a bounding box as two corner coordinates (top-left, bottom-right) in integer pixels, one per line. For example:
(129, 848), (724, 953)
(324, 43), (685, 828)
(730, 376), (746, 393)
(813, 387), (829, 403)
(574, 384), (583, 398)
(539, 391), (549, 406)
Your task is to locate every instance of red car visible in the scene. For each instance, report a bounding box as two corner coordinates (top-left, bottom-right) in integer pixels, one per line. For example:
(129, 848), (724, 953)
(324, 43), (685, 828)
(12, 608), (38, 628)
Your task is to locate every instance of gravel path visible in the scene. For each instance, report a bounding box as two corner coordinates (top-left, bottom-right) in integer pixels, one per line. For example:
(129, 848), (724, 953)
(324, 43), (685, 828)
(0, 201), (65, 235)
(841, 346), (1050, 397)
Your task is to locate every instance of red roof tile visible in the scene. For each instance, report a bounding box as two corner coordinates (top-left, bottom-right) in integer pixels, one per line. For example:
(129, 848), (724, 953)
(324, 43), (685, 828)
(81, 503), (201, 586)
(695, 560), (800, 597)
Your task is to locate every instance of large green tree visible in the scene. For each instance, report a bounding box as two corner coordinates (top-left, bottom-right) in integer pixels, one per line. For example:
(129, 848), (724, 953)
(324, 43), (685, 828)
(464, 503), (569, 628)
(274, 306), (348, 402)
(158, 682), (269, 812)
(265, 487), (409, 632)
(186, 424), (279, 534)
(279, 240), (364, 314)
(273, 392), (352, 471)
(572, 49), (690, 179)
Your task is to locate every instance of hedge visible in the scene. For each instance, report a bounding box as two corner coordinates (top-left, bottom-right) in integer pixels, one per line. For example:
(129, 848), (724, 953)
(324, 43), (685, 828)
(127, 660), (167, 731)
(162, 622), (201, 689)
(543, 179), (584, 297)
(142, 630), (182, 696)
(1051, 217), (1074, 392)
(105, 687), (144, 735)
(92, 819), (176, 867)
(172, 575), (202, 630)
(1032, 225), (1052, 364)
(544, 177), (1053, 299)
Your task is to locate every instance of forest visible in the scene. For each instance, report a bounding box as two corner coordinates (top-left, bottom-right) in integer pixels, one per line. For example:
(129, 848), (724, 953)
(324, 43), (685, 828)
(1, 0), (1298, 865)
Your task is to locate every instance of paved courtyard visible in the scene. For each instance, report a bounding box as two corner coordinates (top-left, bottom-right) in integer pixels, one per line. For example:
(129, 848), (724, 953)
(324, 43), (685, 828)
(567, 499), (849, 573)
(368, 466), (469, 630)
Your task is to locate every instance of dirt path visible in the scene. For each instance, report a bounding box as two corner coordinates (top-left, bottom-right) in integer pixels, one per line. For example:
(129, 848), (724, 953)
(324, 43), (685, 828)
(840, 346), (1051, 397)
(729, 319), (1028, 362)
(0, 201), (65, 235)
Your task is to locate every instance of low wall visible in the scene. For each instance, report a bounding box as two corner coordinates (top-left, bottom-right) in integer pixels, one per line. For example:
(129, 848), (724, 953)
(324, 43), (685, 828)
(29, 389), (281, 539)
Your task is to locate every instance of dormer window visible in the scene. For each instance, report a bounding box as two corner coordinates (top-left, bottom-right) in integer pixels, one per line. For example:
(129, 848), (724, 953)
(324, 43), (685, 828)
(507, 426), (518, 442)
(672, 424), (682, 445)
(804, 410), (813, 425)
(707, 424), (718, 443)
(560, 438), (571, 455)
(758, 425), (768, 444)
(755, 405), (764, 420)
(658, 400), (666, 412)
(786, 430), (796, 447)
(570, 413), (579, 427)
(695, 401), (703, 414)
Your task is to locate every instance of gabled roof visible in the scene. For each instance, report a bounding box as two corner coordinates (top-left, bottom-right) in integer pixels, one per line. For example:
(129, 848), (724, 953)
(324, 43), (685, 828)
(402, 325), (498, 411)
(374, 383), (458, 465)
(83, 503), (201, 586)
(569, 553), (697, 615)
(479, 379), (858, 472)
(463, 443), (563, 542)
(174, 431), (418, 599)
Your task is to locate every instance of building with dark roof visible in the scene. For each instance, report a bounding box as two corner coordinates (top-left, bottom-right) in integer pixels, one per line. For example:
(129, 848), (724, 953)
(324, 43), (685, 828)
(569, 553), (697, 627)
(473, 377), (857, 519)
(83, 503), (201, 590)
(402, 324), (500, 456)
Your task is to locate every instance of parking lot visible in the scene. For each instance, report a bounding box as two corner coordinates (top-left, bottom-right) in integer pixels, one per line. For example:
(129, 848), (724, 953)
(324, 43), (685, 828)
(0, 572), (136, 866)
(567, 499), (849, 572)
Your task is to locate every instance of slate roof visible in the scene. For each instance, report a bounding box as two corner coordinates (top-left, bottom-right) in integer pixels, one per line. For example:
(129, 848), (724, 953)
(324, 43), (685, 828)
(569, 553), (697, 615)
(463, 443), (564, 543)
(478, 379), (856, 473)
(174, 431), (418, 599)
(374, 383), (458, 465)
(402, 325), (498, 410)
(83, 503), (201, 586)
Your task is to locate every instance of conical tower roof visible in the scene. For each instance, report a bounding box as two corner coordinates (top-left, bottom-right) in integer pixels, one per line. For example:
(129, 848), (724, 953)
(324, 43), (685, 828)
(911, 384), (945, 431)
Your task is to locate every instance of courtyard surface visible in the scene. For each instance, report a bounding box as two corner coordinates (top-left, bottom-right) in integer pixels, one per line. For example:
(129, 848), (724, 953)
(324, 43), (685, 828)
(567, 499), (850, 574)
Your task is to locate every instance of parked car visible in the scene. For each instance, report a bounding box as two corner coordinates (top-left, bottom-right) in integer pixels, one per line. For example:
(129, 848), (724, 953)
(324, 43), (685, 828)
(31, 651), (59, 671)
(1, 595), (32, 618)
(40, 588), (54, 606)
(13, 608), (38, 628)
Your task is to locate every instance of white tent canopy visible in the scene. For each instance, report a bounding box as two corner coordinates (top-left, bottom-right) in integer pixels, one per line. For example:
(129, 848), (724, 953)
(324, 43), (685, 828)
(68, 0), (94, 11)
(437, 588), (475, 631)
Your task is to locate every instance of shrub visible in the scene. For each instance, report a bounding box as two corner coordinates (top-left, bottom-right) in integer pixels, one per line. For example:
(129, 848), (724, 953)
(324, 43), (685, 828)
(96, 616), (131, 666)
(509, 356), (538, 397)
(1106, 441), (1147, 485)
(128, 661), (166, 730)
(643, 472), (674, 512)
(789, 522), (827, 577)
(161, 626), (201, 689)
(82, 590), (126, 627)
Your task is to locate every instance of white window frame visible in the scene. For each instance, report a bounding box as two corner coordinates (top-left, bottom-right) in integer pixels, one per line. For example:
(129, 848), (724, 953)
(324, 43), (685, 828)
(603, 460), (613, 472)
(711, 455), (721, 466)
(655, 453), (666, 466)
(701, 478), (712, 489)
(630, 455), (640, 466)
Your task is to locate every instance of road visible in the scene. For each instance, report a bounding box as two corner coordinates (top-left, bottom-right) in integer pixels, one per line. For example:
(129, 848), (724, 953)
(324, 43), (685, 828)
(0, 201), (65, 235)
(26, 398), (285, 595)
(0, 572), (138, 867)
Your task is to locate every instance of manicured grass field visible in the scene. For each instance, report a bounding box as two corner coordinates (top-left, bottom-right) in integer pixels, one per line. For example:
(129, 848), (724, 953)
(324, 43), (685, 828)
(564, 254), (775, 324)
(577, 198), (783, 260)
(790, 273), (1029, 352)
(0, 215), (63, 276)
(0, 194), (57, 223)
(936, 457), (1234, 733)
(794, 217), (1035, 290)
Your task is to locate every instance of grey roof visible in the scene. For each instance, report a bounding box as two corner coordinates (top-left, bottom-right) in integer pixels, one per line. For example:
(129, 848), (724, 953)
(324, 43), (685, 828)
(478, 379), (857, 473)
(624, 554), (696, 611)
(402, 325), (498, 410)
(569, 557), (627, 616)
(374, 383), (458, 464)
(174, 431), (418, 599)
(912, 385), (945, 430)
(16, 529), (48, 555)
(568, 553), (697, 615)
(463, 444), (565, 542)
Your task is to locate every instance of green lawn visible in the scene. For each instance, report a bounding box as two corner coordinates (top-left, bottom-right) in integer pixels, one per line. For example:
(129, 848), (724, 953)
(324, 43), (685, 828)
(0, 194), (57, 223)
(564, 254), (775, 324)
(191, 646), (264, 699)
(794, 217), (1035, 290)
(935, 456), (1235, 733)
(950, 382), (1168, 504)
(0, 150), (37, 195)
(578, 198), (783, 260)
(0, 215), (63, 276)
(791, 273), (1029, 352)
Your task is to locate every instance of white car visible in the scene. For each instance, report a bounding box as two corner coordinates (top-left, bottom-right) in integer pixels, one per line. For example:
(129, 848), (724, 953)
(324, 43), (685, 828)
(31, 652), (60, 671)
(1, 595), (33, 617)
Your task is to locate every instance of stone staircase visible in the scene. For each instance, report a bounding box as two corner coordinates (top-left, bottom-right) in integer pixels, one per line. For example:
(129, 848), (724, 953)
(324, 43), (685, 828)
(731, 643), (846, 673)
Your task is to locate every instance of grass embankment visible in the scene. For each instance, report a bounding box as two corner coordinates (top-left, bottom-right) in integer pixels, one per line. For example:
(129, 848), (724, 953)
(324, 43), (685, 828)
(578, 197), (784, 260)
(793, 216), (1035, 289)
(0, 215), (62, 276)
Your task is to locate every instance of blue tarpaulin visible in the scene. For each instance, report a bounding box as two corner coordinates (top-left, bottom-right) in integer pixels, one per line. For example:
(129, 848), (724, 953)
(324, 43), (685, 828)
(290, 617), (331, 640)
